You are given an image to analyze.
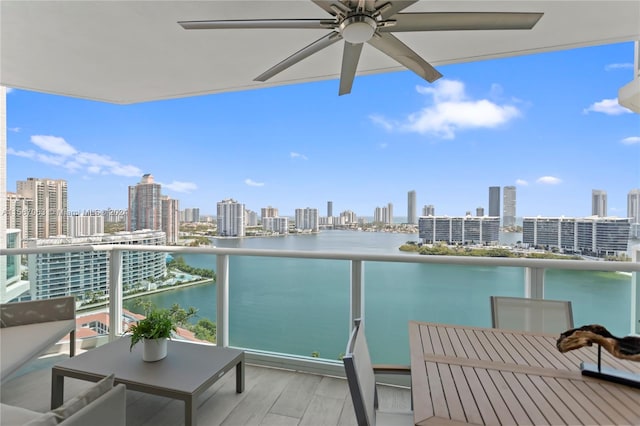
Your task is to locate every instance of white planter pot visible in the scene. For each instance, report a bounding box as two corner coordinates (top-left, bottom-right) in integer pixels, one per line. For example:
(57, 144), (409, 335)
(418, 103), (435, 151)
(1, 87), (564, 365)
(143, 338), (167, 362)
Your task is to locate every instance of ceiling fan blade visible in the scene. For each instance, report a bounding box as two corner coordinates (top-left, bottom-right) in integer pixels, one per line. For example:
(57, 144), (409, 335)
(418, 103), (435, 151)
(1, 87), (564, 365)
(339, 42), (364, 95)
(255, 32), (342, 82)
(178, 19), (335, 30)
(381, 12), (544, 32)
(312, 0), (350, 16)
(368, 32), (442, 82)
(376, 0), (419, 19)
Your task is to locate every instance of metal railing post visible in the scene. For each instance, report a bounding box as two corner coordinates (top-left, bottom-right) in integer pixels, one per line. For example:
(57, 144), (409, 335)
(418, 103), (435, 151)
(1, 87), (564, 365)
(216, 254), (229, 347)
(350, 260), (364, 330)
(525, 267), (545, 299)
(108, 249), (123, 340)
(632, 244), (639, 335)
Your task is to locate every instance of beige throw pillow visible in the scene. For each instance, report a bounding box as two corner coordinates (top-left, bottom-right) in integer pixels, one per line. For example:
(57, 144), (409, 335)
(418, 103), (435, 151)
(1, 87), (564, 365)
(50, 373), (115, 422)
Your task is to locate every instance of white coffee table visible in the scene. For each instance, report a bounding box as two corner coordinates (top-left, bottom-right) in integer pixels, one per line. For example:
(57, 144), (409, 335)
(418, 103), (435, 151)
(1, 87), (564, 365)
(51, 336), (244, 426)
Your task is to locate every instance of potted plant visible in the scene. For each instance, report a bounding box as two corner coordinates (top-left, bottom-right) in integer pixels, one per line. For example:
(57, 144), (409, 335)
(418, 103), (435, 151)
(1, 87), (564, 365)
(127, 300), (197, 362)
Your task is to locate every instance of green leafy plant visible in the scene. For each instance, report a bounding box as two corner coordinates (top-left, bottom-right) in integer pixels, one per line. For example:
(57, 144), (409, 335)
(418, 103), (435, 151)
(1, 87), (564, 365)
(127, 300), (197, 351)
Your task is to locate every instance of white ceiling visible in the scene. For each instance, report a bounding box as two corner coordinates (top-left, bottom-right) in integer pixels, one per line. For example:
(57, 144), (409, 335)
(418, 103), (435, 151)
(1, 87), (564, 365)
(1, 1), (639, 104)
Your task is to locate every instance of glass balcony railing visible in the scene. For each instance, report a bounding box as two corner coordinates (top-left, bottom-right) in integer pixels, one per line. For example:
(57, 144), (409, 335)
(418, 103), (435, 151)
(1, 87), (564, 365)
(1, 243), (638, 374)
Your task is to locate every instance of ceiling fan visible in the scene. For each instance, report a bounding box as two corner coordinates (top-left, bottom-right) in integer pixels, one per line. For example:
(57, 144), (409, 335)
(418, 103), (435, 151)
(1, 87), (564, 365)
(178, 0), (543, 95)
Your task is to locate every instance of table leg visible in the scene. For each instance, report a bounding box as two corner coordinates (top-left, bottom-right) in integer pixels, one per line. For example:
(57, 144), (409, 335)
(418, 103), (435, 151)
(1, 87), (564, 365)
(185, 396), (196, 426)
(51, 369), (64, 409)
(236, 361), (244, 393)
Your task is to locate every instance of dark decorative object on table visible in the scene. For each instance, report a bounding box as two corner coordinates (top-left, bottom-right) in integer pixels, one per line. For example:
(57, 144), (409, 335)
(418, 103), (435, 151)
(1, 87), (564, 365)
(557, 324), (640, 389)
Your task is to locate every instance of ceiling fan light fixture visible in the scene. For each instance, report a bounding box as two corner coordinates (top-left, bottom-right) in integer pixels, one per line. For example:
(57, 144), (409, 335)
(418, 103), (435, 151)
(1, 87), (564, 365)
(339, 15), (377, 44)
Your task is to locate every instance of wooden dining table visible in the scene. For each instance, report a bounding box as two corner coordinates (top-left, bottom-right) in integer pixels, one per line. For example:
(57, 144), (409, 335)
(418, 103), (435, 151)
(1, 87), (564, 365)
(408, 320), (640, 425)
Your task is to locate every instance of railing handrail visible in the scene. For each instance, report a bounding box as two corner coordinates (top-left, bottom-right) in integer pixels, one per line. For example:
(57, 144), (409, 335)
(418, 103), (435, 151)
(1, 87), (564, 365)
(3, 243), (640, 272)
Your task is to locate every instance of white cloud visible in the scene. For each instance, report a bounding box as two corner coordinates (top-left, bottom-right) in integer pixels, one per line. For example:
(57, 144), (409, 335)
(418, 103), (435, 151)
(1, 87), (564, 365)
(369, 115), (394, 131)
(516, 179), (528, 186)
(160, 181), (198, 193)
(8, 127), (20, 132)
(245, 178), (265, 187)
(31, 135), (77, 156)
(7, 134), (142, 177)
(536, 176), (562, 185)
(583, 98), (632, 115)
(604, 63), (633, 71)
(371, 80), (521, 139)
(290, 152), (308, 160)
(7, 147), (35, 158)
(621, 136), (640, 145)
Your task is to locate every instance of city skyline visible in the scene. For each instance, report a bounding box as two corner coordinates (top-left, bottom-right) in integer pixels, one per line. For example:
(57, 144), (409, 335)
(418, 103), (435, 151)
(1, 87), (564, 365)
(5, 41), (639, 218)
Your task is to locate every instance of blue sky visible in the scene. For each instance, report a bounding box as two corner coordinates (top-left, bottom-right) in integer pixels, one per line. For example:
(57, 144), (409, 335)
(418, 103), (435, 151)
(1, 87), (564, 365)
(5, 41), (640, 218)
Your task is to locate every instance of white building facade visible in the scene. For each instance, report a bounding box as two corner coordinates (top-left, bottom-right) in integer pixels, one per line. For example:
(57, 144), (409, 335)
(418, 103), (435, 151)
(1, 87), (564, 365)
(217, 199), (245, 237)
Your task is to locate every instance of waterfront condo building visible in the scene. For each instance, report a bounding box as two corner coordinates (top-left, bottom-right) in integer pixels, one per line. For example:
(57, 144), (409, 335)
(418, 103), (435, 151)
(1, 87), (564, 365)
(217, 199), (245, 237)
(262, 217), (289, 234)
(522, 216), (630, 256)
(503, 186), (516, 227)
(128, 174), (162, 231)
(14, 177), (68, 239)
(327, 201), (333, 218)
(128, 174), (179, 244)
(418, 216), (500, 244)
(407, 190), (417, 225)
(488, 186), (500, 218)
(25, 230), (166, 302)
(592, 189), (608, 217)
(295, 207), (319, 232)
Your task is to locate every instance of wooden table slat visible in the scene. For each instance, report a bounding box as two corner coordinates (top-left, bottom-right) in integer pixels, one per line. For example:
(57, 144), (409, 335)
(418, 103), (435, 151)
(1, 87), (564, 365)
(408, 321), (640, 425)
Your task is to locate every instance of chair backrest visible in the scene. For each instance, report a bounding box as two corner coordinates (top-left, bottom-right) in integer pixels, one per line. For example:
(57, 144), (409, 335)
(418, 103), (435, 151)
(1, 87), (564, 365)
(490, 296), (574, 334)
(343, 319), (376, 426)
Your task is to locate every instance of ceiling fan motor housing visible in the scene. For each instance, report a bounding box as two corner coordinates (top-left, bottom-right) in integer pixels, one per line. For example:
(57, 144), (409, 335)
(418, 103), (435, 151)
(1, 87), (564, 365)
(339, 14), (377, 44)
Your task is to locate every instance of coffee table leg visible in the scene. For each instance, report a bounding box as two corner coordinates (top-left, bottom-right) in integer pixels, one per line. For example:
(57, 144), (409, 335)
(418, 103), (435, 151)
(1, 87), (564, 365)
(51, 369), (64, 409)
(236, 361), (244, 393)
(185, 396), (196, 426)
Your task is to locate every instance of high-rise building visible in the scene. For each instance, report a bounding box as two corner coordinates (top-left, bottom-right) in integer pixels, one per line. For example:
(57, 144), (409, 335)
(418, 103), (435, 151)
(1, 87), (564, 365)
(262, 217), (288, 234)
(488, 186), (500, 217)
(503, 186), (516, 226)
(182, 208), (200, 223)
(628, 189), (640, 223)
(476, 207), (484, 216)
(261, 206), (279, 219)
(407, 190), (417, 225)
(295, 207), (319, 232)
(422, 205), (435, 216)
(245, 209), (258, 226)
(327, 201), (333, 218)
(217, 199), (245, 237)
(15, 177), (68, 238)
(592, 189), (607, 217)
(161, 196), (179, 244)
(128, 174), (162, 231)
(374, 203), (393, 224)
(68, 214), (104, 237)
(128, 174), (179, 243)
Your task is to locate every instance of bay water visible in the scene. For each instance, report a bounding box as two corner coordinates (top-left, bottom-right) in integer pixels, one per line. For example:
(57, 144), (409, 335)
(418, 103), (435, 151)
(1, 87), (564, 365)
(126, 230), (632, 364)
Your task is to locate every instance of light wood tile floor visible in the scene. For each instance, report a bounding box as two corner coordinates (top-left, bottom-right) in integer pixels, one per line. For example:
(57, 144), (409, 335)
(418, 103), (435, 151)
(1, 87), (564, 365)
(1, 354), (411, 426)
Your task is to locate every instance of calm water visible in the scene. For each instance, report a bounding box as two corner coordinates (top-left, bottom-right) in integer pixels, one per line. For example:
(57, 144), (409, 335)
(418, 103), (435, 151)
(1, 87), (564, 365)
(125, 230), (632, 364)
